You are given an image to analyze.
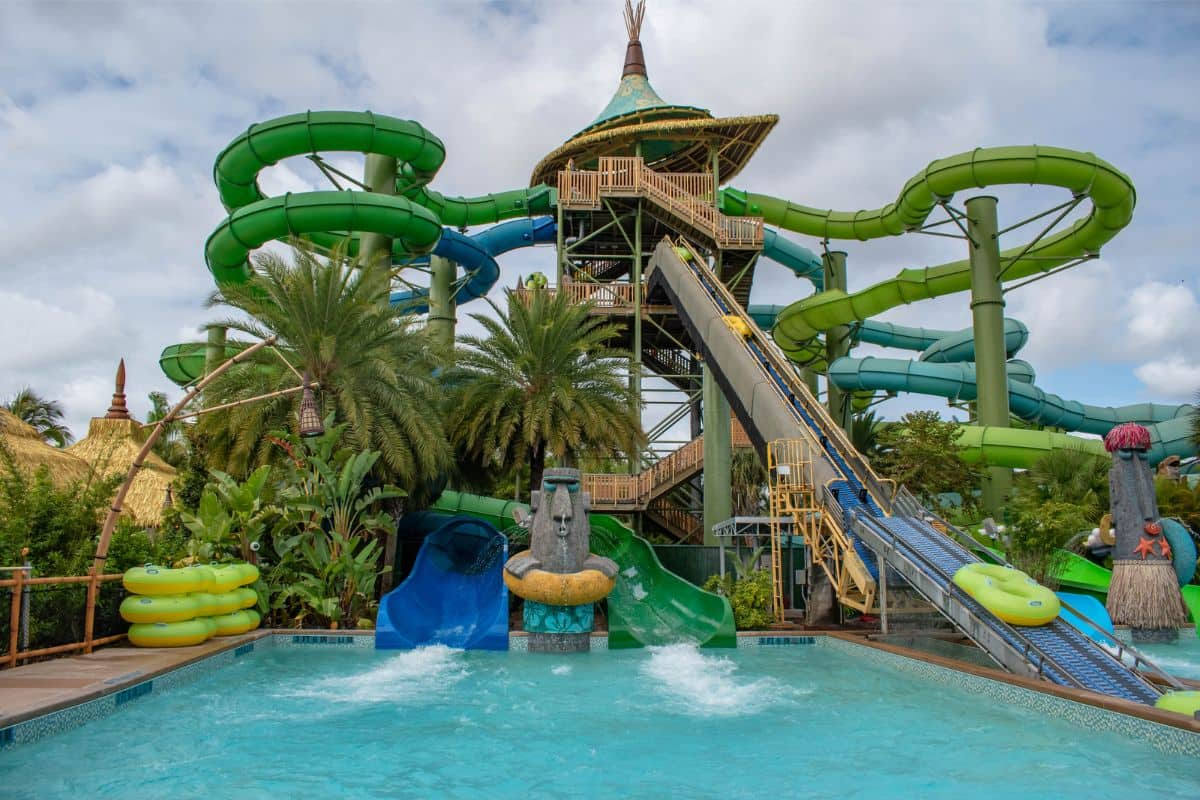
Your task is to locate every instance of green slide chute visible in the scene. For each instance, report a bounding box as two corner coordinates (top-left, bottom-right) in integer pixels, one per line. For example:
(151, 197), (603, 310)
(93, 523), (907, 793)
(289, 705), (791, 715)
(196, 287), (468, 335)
(721, 146), (1134, 352)
(432, 491), (736, 648)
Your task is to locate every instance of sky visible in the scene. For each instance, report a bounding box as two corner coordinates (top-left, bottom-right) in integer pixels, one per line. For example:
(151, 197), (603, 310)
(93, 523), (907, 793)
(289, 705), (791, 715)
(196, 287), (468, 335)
(0, 0), (1197, 443)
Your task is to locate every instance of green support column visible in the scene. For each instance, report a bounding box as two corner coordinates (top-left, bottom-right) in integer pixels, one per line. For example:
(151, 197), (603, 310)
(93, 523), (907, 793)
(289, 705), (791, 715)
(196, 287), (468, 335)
(359, 154), (397, 269)
(428, 254), (456, 360)
(204, 326), (226, 376)
(800, 366), (820, 397)
(965, 196), (1012, 517)
(823, 250), (851, 433)
(702, 362), (732, 546)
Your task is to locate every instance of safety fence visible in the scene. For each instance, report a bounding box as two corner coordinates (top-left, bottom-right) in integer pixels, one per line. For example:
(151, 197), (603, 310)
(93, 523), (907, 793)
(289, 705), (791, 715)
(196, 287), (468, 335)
(1, 567), (126, 668)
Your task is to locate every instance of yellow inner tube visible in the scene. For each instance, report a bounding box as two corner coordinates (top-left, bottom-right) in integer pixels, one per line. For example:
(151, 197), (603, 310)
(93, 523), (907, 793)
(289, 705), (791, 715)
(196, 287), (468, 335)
(124, 565), (212, 596)
(1154, 690), (1200, 717)
(952, 563), (1061, 626)
(120, 594), (200, 624)
(127, 619), (213, 648)
(503, 567), (616, 606)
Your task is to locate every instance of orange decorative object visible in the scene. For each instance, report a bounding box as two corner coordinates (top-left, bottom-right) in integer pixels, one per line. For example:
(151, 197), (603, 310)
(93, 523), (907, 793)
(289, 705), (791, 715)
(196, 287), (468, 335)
(1133, 538), (1157, 559)
(1158, 538), (1172, 559)
(1143, 521), (1162, 536)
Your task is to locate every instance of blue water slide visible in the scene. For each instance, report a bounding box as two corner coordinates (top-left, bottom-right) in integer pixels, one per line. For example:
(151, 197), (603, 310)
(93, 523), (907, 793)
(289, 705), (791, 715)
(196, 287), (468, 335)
(390, 216), (556, 312)
(375, 515), (509, 651)
(1055, 592), (1115, 645)
(761, 228), (824, 286)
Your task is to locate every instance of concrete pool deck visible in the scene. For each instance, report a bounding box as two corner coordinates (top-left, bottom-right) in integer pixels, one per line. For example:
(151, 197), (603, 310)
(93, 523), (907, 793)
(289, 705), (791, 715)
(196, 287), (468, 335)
(0, 630), (272, 727)
(2, 629), (1197, 738)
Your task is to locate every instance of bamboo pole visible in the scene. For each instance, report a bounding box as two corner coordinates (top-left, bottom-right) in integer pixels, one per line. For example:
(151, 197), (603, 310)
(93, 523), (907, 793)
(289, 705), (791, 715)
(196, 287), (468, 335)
(83, 571), (98, 653)
(90, 335), (279, 579)
(8, 567), (21, 668)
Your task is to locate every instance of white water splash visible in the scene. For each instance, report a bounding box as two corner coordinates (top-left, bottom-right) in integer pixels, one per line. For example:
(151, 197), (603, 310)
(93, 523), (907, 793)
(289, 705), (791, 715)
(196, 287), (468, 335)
(639, 643), (807, 717)
(622, 566), (638, 578)
(551, 664), (572, 676)
(631, 583), (648, 601)
(280, 644), (469, 704)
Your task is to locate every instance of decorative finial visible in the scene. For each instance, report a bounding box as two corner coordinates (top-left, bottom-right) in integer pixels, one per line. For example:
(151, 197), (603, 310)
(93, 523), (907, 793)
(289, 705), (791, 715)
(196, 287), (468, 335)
(105, 358), (131, 420)
(622, 0), (647, 77)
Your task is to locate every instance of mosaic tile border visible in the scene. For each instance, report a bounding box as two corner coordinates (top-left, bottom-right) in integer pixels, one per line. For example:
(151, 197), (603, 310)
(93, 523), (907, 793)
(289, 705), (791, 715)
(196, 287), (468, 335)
(0, 638), (273, 751)
(507, 634), (608, 651)
(273, 633), (374, 648)
(738, 635), (817, 647)
(821, 635), (1200, 758)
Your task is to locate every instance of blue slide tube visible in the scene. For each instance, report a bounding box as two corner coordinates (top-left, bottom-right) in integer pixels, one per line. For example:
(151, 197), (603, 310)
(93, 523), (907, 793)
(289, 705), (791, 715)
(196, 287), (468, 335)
(390, 216), (556, 312)
(375, 514), (509, 651)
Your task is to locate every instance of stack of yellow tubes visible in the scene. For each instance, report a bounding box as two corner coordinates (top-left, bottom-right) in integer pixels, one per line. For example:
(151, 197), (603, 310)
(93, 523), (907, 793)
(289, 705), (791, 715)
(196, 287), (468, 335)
(121, 563), (261, 647)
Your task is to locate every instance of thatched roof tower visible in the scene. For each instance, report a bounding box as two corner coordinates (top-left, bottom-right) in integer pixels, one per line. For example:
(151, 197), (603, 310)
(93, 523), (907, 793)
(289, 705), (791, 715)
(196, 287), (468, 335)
(67, 360), (177, 525)
(530, 0), (777, 185)
(0, 407), (92, 486)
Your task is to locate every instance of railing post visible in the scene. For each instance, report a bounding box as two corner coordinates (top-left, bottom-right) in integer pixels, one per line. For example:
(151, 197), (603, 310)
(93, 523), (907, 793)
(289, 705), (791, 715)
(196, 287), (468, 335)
(84, 569), (98, 654)
(8, 568), (22, 668)
(20, 554), (30, 653)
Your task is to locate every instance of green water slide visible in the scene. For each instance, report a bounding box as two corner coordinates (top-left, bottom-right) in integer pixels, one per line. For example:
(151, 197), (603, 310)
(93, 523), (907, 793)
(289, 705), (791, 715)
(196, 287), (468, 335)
(723, 146), (1196, 464)
(160, 110), (556, 382)
(431, 491), (736, 648)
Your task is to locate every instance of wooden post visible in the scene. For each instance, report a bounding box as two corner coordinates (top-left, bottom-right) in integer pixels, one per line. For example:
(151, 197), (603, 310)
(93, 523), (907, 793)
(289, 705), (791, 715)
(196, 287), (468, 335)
(83, 571), (98, 654)
(8, 570), (21, 668)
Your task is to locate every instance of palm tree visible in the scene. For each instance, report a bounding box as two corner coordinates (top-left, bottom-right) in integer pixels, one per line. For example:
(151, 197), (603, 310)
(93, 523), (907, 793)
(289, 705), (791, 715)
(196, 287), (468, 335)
(731, 449), (767, 515)
(146, 391), (190, 468)
(446, 287), (644, 496)
(196, 241), (451, 494)
(3, 387), (73, 447)
(850, 409), (883, 460)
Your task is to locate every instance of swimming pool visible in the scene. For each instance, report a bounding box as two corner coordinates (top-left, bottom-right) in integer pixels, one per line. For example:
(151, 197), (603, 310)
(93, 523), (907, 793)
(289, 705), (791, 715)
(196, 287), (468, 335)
(1137, 634), (1200, 681)
(2, 641), (1197, 799)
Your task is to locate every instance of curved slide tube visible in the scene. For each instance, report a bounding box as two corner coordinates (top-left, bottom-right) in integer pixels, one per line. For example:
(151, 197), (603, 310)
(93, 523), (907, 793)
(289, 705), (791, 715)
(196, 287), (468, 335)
(830, 357), (1192, 466)
(431, 490), (736, 648)
(375, 514), (509, 651)
(162, 111), (557, 383)
(735, 147), (1191, 464)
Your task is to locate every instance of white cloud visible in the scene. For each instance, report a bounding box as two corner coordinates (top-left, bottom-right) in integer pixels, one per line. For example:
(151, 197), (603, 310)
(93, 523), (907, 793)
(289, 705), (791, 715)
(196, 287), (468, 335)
(1134, 358), (1200, 401)
(0, 0), (1195, 440)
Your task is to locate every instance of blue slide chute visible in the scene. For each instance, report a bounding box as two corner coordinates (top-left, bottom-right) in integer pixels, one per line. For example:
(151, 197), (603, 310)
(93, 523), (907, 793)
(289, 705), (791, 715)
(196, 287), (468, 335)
(390, 216), (556, 312)
(375, 515), (509, 650)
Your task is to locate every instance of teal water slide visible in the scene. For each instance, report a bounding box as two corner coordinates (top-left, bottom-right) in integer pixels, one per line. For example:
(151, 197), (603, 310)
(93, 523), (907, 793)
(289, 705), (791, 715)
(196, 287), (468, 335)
(724, 146), (1196, 467)
(431, 491), (735, 648)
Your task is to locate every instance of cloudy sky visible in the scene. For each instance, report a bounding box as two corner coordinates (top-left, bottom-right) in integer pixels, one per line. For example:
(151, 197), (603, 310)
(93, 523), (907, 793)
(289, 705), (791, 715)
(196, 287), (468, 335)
(1, 0), (1197, 442)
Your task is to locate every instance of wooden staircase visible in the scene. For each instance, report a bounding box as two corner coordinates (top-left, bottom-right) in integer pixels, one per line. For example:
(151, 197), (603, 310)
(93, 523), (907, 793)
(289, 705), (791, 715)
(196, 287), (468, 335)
(583, 420), (752, 512)
(559, 157), (763, 251)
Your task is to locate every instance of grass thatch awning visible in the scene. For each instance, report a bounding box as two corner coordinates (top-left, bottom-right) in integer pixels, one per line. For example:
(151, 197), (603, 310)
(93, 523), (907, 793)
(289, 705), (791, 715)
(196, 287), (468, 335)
(68, 418), (177, 525)
(0, 408), (92, 487)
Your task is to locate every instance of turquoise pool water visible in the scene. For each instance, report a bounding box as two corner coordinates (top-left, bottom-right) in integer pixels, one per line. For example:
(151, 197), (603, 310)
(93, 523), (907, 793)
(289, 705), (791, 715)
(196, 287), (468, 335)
(2, 643), (1197, 799)
(1138, 634), (1200, 680)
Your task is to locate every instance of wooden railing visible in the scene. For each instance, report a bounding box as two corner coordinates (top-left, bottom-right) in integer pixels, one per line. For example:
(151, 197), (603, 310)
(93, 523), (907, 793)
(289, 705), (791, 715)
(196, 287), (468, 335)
(2, 569), (126, 668)
(646, 500), (704, 543)
(514, 281), (641, 311)
(558, 157), (763, 250)
(584, 420), (752, 510)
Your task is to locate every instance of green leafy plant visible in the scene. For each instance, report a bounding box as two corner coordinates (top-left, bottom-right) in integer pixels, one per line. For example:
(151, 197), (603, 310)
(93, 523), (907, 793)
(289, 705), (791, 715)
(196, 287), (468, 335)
(874, 411), (982, 513)
(179, 465), (276, 564)
(702, 546), (774, 629)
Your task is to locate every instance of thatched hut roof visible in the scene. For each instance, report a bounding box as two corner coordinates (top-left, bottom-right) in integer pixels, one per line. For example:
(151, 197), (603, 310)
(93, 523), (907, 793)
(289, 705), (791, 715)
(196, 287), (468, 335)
(68, 417), (177, 526)
(0, 408), (93, 486)
(66, 360), (177, 525)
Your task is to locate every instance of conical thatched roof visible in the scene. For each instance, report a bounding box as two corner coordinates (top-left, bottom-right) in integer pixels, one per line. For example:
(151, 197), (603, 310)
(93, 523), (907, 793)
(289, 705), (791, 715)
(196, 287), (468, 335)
(68, 417), (177, 525)
(529, 0), (777, 186)
(0, 408), (93, 486)
(66, 361), (177, 525)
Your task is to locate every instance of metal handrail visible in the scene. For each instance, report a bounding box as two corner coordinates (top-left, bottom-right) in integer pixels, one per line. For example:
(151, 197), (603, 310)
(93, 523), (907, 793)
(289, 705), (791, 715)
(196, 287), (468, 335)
(891, 487), (1181, 692)
(674, 237), (892, 511)
(846, 503), (1092, 691)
